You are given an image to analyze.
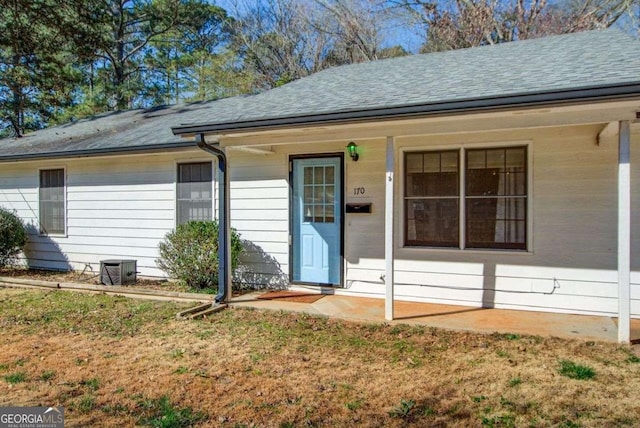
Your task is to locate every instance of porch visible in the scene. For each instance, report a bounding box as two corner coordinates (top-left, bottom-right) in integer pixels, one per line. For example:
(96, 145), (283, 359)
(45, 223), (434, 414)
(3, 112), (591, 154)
(230, 291), (640, 343)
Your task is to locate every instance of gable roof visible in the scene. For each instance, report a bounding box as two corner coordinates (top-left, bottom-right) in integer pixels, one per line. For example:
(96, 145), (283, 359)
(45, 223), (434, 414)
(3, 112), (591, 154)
(171, 29), (640, 134)
(1, 29), (639, 162)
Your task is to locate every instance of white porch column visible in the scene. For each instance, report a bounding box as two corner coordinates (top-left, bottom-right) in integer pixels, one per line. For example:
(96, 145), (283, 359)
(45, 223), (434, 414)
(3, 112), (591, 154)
(618, 120), (631, 343)
(385, 136), (395, 321)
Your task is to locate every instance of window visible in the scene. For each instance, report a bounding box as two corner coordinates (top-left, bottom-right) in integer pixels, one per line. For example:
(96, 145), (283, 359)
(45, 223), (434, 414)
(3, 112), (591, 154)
(404, 146), (527, 250)
(303, 165), (336, 223)
(177, 162), (213, 225)
(466, 147), (527, 249)
(405, 151), (459, 246)
(39, 169), (65, 235)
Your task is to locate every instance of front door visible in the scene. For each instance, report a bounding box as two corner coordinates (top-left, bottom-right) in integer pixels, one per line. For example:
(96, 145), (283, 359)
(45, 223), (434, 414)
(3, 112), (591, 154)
(291, 156), (342, 285)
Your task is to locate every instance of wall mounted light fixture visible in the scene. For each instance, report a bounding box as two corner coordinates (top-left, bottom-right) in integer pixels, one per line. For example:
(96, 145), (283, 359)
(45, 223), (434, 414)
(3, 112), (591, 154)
(346, 142), (359, 162)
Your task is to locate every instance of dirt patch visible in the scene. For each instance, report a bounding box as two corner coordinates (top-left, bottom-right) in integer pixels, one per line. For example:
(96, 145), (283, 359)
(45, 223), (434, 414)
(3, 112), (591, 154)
(1, 288), (640, 427)
(258, 290), (325, 303)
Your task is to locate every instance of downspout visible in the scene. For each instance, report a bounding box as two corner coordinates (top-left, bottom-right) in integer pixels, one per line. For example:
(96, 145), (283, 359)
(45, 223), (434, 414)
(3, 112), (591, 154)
(195, 133), (232, 304)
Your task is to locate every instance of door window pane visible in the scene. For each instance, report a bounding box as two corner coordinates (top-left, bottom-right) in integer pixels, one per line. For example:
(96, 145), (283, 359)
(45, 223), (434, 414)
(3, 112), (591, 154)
(302, 165), (336, 223)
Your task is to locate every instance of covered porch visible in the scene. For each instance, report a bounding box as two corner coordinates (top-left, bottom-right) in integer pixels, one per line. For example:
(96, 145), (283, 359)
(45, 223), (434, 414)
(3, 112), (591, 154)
(230, 291), (640, 343)
(208, 100), (639, 343)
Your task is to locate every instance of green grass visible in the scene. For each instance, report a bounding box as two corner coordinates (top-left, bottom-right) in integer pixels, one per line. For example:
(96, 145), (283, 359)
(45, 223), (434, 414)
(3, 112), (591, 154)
(137, 395), (207, 428)
(626, 354), (640, 364)
(496, 349), (510, 358)
(81, 378), (100, 391)
(345, 399), (364, 411)
(101, 403), (130, 415)
(4, 371), (27, 384)
(558, 360), (596, 380)
(40, 370), (56, 381)
(170, 349), (185, 359)
(481, 413), (516, 427)
(77, 395), (96, 413)
(508, 377), (522, 387)
(389, 399), (415, 419)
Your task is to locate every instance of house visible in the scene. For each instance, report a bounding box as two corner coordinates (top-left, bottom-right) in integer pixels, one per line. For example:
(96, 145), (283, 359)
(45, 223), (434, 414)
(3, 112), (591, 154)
(1, 29), (639, 342)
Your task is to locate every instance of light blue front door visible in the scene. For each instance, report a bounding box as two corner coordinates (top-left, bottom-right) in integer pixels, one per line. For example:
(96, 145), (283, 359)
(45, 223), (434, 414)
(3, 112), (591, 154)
(292, 157), (342, 285)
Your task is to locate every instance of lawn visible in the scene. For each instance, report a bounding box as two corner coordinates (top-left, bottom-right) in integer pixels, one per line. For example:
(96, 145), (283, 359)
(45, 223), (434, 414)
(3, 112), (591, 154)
(1, 288), (639, 427)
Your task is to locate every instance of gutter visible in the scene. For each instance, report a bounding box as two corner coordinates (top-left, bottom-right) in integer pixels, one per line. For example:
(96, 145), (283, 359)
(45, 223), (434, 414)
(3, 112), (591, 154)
(195, 134), (232, 304)
(171, 82), (640, 135)
(0, 141), (197, 163)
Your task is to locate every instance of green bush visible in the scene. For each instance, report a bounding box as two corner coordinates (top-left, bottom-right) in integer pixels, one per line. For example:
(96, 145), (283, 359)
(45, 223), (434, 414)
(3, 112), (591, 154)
(156, 220), (242, 290)
(0, 208), (27, 268)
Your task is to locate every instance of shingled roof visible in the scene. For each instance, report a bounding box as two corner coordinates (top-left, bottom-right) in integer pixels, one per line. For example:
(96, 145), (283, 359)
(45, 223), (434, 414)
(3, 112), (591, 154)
(171, 29), (640, 133)
(1, 29), (639, 161)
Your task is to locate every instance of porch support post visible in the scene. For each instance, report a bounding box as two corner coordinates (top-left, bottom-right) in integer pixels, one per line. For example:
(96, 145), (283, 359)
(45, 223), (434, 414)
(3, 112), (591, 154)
(618, 120), (631, 343)
(385, 136), (395, 321)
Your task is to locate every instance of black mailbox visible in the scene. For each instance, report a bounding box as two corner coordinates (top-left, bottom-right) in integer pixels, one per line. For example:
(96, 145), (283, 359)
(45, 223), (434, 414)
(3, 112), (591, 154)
(345, 203), (372, 214)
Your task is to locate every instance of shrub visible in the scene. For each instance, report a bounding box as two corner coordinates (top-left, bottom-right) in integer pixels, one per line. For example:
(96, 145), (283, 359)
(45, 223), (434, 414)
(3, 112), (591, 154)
(156, 220), (242, 290)
(0, 208), (27, 268)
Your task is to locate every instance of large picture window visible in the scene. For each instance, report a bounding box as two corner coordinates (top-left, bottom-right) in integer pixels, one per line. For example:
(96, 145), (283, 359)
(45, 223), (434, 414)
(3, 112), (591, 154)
(39, 168), (65, 235)
(177, 162), (213, 225)
(404, 146), (527, 250)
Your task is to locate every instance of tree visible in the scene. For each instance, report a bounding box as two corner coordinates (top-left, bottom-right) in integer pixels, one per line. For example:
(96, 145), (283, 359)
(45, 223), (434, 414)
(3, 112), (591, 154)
(0, 0), (90, 137)
(86, 0), (182, 110)
(230, 0), (398, 90)
(229, 0), (335, 89)
(392, 0), (636, 52)
(151, 0), (244, 102)
(312, 0), (385, 64)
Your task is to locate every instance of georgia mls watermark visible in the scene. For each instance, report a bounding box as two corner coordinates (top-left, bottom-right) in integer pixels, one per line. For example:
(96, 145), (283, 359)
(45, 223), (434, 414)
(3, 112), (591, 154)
(0, 407), (64, 428)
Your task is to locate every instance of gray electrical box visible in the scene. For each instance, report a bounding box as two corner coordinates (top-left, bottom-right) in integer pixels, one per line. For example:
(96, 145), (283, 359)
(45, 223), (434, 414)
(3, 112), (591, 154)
(100, 260), (137, 285)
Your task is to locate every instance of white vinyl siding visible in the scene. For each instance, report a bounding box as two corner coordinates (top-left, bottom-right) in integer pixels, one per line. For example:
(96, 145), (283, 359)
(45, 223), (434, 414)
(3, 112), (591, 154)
(0, 152), (212, 276)
(228, 155), (290, 287)
(39, 168), (65, 235)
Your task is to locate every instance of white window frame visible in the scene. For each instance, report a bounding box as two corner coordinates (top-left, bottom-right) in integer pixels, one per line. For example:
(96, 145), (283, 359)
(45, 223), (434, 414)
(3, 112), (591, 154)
(174, 159), (215, 226)
(38, 166), (67, 237)
(400, 140), (533, 253)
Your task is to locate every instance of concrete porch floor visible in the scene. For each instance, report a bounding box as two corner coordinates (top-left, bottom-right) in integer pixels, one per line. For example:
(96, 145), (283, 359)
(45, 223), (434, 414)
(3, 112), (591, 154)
(230, 292), (640, 343)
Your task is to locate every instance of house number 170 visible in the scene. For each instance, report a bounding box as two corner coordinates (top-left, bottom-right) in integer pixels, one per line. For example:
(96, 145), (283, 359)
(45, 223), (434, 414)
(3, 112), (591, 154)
(353, 187), (365, 195)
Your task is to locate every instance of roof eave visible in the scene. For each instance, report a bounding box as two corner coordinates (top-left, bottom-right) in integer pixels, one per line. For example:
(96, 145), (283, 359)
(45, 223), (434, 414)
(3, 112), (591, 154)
(0, 141), (197, 163)
(171, 82), (640, 136)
